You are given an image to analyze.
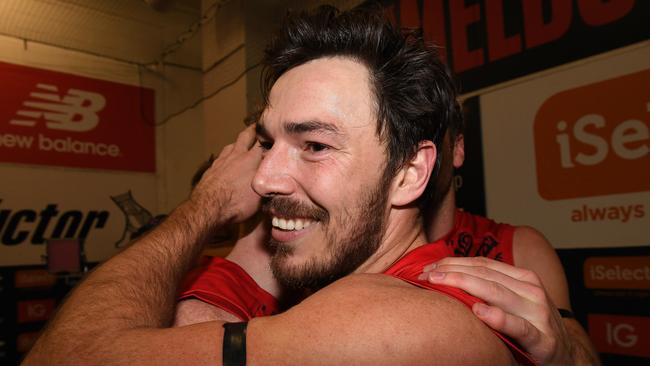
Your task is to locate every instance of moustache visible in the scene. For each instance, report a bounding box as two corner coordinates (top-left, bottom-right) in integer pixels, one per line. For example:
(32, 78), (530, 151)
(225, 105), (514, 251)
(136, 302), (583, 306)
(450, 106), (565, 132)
(261, 196), (328, 222)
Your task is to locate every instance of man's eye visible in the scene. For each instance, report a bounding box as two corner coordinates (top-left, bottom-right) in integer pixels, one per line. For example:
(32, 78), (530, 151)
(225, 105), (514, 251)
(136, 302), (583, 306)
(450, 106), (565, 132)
(258, 140), (273, 151)
(305, 142), (330, 153)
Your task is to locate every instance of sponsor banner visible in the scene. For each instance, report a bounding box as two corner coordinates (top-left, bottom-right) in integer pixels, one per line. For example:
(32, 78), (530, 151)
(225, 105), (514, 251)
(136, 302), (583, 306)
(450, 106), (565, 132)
(534, 69), (650, 200)
(0, 61), (155, 172)
(16, 299), (55, 324)
(588, 314), (650, 358)
(481, 43), (650, 248)
(558, 246), (650, 364)
(14, 269), (56, 289)
(0, 166), (157, 266)
(584, 256), (650, 290)
(378, 0), (650, 92)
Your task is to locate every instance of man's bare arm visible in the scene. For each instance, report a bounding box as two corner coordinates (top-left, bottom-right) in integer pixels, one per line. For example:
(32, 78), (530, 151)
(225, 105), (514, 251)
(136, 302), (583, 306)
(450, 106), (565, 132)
(23, 126), (262, 365)
(33, 272), (517, 365)
(23, 201), (226, 365)
(248, 274), (516, 365)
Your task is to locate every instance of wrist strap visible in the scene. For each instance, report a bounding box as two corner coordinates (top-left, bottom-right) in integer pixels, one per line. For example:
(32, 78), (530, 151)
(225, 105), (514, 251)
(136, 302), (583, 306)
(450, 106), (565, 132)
(558, 308), (575, 318)
(223, 322), (247, 366)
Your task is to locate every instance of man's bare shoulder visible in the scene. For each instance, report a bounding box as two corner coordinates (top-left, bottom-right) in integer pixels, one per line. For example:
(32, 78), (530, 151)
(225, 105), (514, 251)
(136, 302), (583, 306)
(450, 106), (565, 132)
(248, 274), (516, 365)
(512, 225), (571, 309)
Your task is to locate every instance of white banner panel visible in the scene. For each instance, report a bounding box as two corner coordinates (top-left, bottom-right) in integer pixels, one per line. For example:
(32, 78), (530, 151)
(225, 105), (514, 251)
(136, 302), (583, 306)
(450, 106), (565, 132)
(481, 44), (650, 248)
(0, 166), (157, 266)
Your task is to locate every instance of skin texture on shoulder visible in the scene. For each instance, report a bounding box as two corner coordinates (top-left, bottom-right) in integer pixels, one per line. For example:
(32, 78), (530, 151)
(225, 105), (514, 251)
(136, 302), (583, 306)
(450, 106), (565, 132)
(512, 226), (570, 310)
(248, 274), (516, 366)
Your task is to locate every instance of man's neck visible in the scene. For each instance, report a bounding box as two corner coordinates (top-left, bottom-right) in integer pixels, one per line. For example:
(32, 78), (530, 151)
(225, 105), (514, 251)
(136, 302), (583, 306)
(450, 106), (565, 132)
(354, 207), (428, 274)
(426, 188), (457, 242)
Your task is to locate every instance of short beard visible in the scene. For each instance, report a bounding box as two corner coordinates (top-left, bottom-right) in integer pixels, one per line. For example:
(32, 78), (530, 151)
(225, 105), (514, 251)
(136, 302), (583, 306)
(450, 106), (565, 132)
(264, 176), (390, 291)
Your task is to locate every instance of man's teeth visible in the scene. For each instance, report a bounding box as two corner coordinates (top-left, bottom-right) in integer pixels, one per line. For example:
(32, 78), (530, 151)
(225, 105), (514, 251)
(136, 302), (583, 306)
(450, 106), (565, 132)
(272, 217), (313, 231)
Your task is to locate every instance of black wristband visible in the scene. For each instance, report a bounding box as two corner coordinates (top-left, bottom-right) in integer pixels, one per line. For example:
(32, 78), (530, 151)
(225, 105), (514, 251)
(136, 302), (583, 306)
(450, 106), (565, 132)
(223, 322), (248, 366)
(558, 308), (575, 318)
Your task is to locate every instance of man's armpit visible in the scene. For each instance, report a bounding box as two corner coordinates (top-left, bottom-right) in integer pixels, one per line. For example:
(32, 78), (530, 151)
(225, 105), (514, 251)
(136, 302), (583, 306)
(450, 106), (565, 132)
(247, 274), (516, 366)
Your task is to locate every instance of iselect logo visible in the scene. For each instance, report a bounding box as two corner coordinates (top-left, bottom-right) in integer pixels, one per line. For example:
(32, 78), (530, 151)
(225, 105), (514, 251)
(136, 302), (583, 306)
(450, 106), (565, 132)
(534, 69), (650, 200)
(10, 83), (106, 132)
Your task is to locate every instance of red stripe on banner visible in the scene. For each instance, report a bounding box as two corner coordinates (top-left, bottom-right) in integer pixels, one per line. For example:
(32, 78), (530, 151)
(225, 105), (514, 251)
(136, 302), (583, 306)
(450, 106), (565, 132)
(0, 61), (155, 172)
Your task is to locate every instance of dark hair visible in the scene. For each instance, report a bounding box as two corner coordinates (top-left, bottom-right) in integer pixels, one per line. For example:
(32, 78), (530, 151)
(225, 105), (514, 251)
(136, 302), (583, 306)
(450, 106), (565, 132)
(261, 4), (461, 208)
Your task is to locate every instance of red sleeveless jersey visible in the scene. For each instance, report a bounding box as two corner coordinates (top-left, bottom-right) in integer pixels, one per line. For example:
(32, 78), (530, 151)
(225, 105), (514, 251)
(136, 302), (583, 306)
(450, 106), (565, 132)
(178, 256), (279, 321)
(443, 209), (515, 265)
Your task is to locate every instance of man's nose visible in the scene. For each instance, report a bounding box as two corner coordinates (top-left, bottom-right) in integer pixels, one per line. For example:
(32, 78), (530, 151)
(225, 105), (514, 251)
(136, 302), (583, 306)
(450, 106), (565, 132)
(252, 144), (297, 197)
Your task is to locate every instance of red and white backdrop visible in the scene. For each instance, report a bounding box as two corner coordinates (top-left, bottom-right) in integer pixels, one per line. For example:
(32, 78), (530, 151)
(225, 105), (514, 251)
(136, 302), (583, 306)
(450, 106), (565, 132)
(480, 45), (650, 363)
(0, 61), (158, 266)
(381, 1), (650, 364)
(0, 60), (158, 363)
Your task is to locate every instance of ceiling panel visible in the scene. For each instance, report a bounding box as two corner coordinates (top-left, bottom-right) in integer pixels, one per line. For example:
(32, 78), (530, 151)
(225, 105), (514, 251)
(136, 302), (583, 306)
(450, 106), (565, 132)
(0, 0), (201, 67)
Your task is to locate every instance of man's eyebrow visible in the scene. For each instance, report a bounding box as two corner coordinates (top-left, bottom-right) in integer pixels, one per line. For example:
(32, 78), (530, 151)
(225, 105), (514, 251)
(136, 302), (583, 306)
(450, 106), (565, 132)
(284, 120), (343, 136)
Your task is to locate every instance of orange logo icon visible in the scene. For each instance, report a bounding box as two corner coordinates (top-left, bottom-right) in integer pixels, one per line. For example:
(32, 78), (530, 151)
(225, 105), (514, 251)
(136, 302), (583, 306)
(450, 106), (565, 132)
(534, 69), (650, 200)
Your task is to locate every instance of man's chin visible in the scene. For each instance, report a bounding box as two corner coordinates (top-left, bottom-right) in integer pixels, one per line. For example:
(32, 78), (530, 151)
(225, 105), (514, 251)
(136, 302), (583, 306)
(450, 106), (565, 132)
(271, 253), (332, 291)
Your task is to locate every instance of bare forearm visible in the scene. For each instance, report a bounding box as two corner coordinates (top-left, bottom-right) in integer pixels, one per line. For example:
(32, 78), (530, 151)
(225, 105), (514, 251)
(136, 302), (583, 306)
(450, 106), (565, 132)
(566, 319), (601, 366)
(25, 200), (219, 364)
(24, 126), (262, 364)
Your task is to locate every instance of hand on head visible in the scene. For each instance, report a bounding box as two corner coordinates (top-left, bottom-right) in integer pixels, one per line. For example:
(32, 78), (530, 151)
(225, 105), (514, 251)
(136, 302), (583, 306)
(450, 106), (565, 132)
(190, 125), (263, 228)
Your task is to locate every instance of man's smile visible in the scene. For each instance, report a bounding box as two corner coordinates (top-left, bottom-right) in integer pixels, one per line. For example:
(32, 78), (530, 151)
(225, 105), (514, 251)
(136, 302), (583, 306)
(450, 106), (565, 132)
(270, 214), (320, 243)
(271, 216), (316, 231)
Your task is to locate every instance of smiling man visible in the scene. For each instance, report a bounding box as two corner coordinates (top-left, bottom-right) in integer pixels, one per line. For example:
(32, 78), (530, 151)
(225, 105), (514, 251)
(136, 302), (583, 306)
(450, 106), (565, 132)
(254, 56), (412, 292)
(25, 5), (532, 365)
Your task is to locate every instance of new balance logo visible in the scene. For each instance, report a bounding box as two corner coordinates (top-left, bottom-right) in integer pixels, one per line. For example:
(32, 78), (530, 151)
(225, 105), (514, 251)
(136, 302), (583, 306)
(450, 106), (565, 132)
(10, 83), (106, 132)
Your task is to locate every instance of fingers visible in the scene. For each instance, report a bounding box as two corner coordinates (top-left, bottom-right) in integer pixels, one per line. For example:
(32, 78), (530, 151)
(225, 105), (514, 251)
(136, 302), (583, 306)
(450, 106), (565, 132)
(194, 124), (263, 224)
(472, 303), (544, 352)
(234, 125), (258, 151)
(422, 258), (568, 363)
(426, 256), (542, 286)
(422, 267), (538, 313)
(218, 143), (235, 159)
(215, 125), (257, 159)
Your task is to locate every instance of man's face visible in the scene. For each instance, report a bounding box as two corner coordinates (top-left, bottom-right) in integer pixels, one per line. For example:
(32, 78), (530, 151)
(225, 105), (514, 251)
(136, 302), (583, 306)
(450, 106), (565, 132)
(253, 57), (392, 290)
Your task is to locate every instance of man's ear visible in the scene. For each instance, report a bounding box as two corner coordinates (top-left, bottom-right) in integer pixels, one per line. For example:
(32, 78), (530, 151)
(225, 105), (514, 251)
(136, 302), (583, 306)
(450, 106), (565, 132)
(390, 140), (436, 206)
(453, 134), (465, 168)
